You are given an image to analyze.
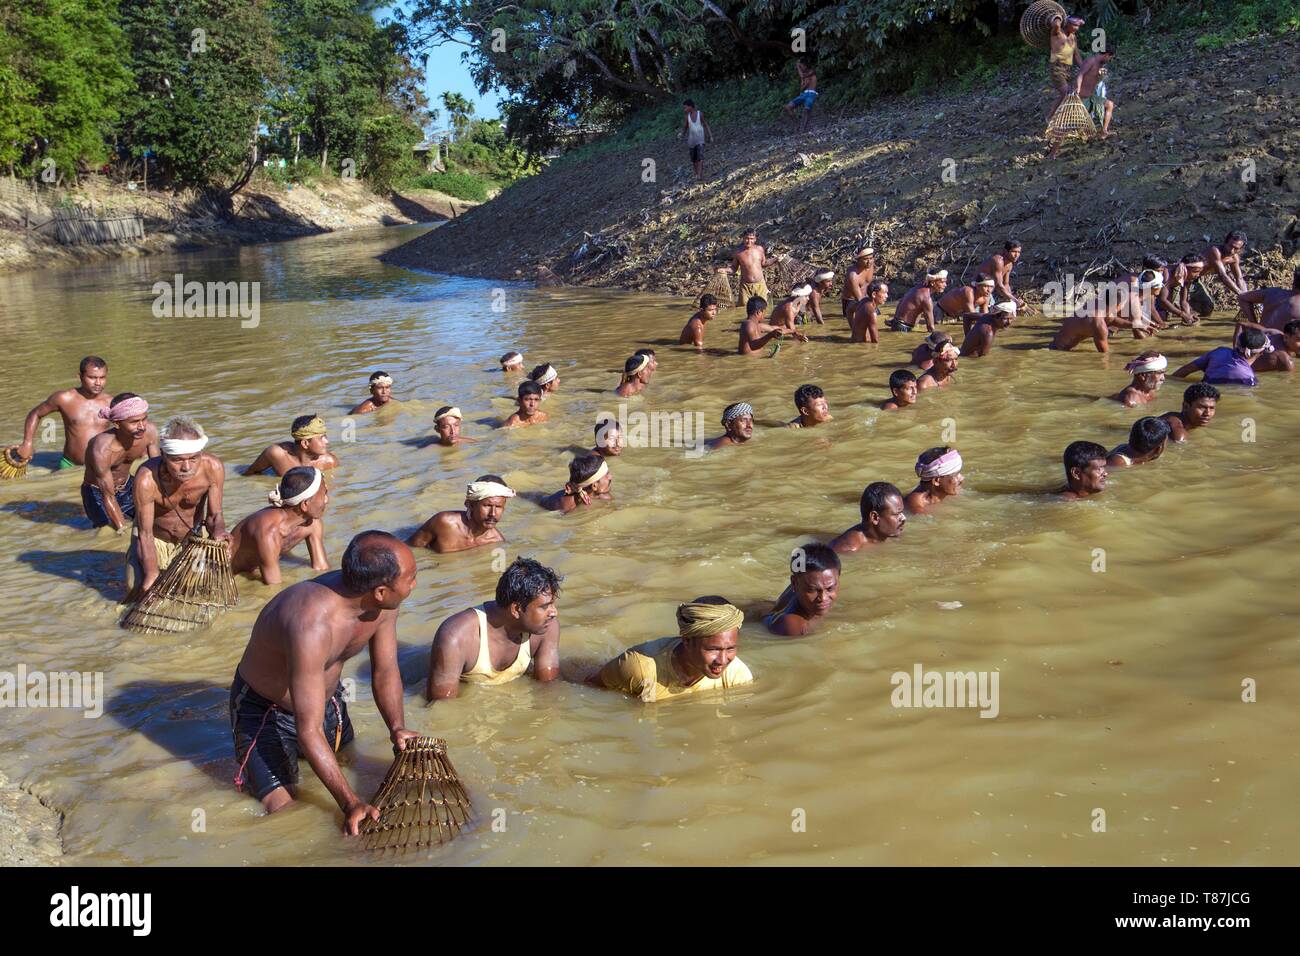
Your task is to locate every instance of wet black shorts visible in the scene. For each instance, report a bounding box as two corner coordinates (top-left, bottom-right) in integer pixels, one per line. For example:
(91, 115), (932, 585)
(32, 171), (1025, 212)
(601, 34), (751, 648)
(230, 671), (354, 801)
(81, 473), (135, 527)
(689, 144), (704, 163)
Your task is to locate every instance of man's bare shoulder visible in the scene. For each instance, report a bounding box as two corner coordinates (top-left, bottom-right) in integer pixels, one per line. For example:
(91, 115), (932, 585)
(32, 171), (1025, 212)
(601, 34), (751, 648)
(434, 606), (479, 649)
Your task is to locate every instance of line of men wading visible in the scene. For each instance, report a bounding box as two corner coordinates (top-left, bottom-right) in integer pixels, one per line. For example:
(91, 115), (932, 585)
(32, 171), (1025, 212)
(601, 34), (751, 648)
(7, 224), (1294, 836)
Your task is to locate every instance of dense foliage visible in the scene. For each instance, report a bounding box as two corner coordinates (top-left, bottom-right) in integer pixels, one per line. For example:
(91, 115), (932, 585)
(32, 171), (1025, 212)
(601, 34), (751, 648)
(1, 0), (429, 197)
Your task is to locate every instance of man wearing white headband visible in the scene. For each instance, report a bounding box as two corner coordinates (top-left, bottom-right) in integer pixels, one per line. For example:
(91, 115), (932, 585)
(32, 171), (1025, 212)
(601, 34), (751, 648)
(528, 362), (560, 395)
(841, 246), (875, 321)
(244, 413), (338, 477)
(806, 270), (835, 324)
(540, 453), (613, 513)
(891, 269), (949, 333)
(500, 351), (525, 372)
(769, 285), (815, 335)
(615, 353), (652, 398)
(228, 466), (330, 584)
(349, 371), (398, 415)
(409, 473), (514, 552)
(1113, 351), (1167, 407)
(934, 273), (994, 330)
(1172, 325), (1269, 387)
(917, 340), (960, 390)
(432, 405), (474, 446)
(905, 446), (965, 516)
(125, 415), (227, 600)
(81, 392), (159, 531)
(706, 402), (755, 450)
(960, 301), (1016, 358)
(976, 240), (1026, 312)
(851, 279), (888, 343)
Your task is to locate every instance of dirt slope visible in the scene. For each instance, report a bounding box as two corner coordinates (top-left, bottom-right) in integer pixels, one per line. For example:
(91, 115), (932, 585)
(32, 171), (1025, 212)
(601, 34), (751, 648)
(383, 31), (1299, 300)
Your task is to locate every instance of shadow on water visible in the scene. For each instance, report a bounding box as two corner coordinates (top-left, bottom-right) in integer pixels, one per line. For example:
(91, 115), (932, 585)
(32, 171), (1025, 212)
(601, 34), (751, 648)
(19, 549), (123, 600)
(2, 499), (89, 528)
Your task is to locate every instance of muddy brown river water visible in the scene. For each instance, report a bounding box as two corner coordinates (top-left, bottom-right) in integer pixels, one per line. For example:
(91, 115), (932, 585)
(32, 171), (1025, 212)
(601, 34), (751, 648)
(0, 224), (1295, 865)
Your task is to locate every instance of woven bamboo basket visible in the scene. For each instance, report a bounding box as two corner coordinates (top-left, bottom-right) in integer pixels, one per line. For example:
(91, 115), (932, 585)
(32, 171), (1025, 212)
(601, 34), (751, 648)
(360, 737), (474, 854)
(703, 268), (733, 307)
(1021, 0), (1068, 50)
(0, 445), (28, 481)
(1046, 93), (1098, 141)
(120, 531), (238, 634)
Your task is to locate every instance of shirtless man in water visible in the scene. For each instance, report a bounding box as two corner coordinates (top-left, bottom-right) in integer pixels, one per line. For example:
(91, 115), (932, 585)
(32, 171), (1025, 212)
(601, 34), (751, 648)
(228, 466), (330, 584)
(841, 247), (876, 321)
(976, 241), (1026, 310)
(615, 353), (652, 397)
(1107, 416), (1171, 469)
(705, 402), (754, 449)
(806, 270), (834, 324)
(961, 302), (1016, 357)
(12, 356), (111, 469)
(502, 381), (549, 428)
(1058, 441), (1108, 500)
(1237, 266), (1300, 331)
(82, 393), (159, 531)
(905, 447), (965, 515)
(1113, 351), (1167, 407)
(592, 417), (625, 458)
(244, 414), (338, 476)
(431, 406), (475, 446)
(737, 297), (789, 355)
(1160, 383), (1219, 442)
(349, 371), (397, 415)
(851, 280), (887, 343)
(425, 557), (561, 701)
(730, 230), (770, 306)
(917, 341), (959, 390)
(679, 294), (719, 349)
(540, 454), (613, 512)
(891, 270), (948, 333)
(1050, 271), (1157, 352)
(408, 475), (513, 552)
(769, 285), (814, 334)
(126, 416), (228, 601)
(880, 370), (919, 410)
(229, 531), (417, 826)
(830, 481), (907, 553)
(788, 384), (832, 428)
(764, 544), (840, 638)
(934, 275), (993, 330)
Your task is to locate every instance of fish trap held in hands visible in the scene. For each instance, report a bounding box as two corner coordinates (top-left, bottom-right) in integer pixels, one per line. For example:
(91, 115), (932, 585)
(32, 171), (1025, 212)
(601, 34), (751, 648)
(120, 532), (238, 634)
(1046, 94), (1097, 142)
(359, 737), (474, 854)
(1021, 0), (1068, 50)
(0, 446), (28, 481)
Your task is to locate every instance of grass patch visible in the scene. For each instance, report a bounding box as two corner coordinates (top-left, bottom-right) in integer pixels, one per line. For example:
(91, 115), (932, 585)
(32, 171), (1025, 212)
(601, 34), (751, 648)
(406, 171), (493, 202)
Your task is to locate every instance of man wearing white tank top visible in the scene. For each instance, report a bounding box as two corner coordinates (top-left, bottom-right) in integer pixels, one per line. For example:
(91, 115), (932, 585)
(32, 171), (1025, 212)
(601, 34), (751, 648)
(679, 99), (712, 178)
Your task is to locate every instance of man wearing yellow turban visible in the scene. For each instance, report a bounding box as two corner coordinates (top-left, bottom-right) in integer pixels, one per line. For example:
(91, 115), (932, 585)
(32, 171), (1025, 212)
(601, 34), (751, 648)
(243, 414), (338, 477)
(595, 596), (753, 702)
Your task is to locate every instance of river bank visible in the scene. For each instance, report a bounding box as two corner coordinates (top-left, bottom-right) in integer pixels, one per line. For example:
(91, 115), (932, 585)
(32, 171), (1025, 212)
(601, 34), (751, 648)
(0, 174), (473, 275)
(383, 30), (1300, 299)
(0, 770), (62, 866)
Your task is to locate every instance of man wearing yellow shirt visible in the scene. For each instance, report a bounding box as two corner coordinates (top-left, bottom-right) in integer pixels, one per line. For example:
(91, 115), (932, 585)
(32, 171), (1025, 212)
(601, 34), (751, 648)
(595, 596), (754, 702)
(425, 557), (561, 701)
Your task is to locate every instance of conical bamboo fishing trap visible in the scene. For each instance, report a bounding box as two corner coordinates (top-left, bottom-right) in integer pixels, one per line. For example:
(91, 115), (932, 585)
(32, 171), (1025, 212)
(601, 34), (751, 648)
(703, 268), (733, 307)
(773, 253), (817, 290)
(1046, 93), (1097, 142)
(0, 446), (28, 481)
(359, 737), (474, 854)
(120, 531), (239, 634)
(1021, 0), (1068, 50)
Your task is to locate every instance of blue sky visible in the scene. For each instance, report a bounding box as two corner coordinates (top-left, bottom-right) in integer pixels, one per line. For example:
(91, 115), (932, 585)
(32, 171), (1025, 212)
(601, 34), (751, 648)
(379, 3), (502, 127)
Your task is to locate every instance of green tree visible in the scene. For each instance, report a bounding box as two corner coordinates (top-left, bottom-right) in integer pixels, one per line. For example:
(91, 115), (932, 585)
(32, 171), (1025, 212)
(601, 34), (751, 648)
(440, 91), (475, 139)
